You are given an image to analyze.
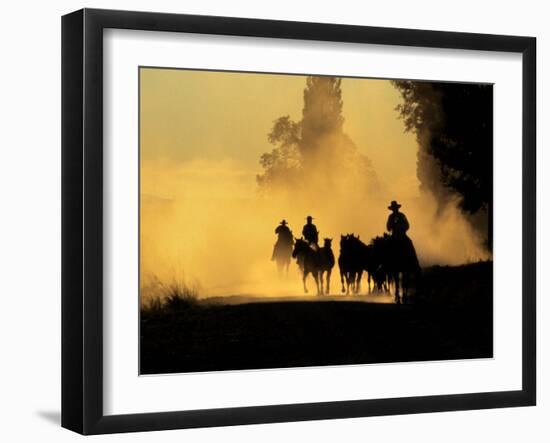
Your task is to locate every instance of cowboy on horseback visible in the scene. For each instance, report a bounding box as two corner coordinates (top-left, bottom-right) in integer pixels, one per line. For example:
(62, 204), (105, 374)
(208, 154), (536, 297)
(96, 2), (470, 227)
(275, 219), (293, 242)
(272, 219), (294, 261)
(385, 200), (420, 302)
(302, 215), (319, 246)
(386, 200), (410, 238)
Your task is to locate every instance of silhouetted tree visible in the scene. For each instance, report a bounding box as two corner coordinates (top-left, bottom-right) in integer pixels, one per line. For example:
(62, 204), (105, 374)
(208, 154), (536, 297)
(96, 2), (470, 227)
(392, 80), (493, 249)
(256, 116), (302, 189)
(300, 77), (344, 160)
(257, 76), (375, 190)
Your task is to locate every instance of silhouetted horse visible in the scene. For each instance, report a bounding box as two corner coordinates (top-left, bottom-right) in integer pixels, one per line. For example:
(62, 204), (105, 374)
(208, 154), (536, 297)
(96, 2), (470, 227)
(342, 234), (378, 294)
(347, 235), (375, 294)
(272, 235), (294, 277)
(292, 238), (322, 295)
(338, 234), (366, 294)
(362, 243), (378, 294)
(319, 238), (335, 294)
(370, 234), (392, 293)
(371, 233), (421, 303)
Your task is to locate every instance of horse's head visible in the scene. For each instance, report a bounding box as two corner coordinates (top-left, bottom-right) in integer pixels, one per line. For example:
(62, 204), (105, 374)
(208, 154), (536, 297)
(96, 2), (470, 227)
(370, 236), (382, 252)
(323, 238), (332, 248)
(340, 234), (349, 250)
(292, 237), (307, 258)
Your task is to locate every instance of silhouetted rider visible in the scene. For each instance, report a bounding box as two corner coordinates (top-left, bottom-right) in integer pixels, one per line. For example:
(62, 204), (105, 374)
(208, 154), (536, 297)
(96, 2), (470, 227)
(272, 219), (293, 262)
(275, 219), (293, 243)
(302, 215), (319, 245)
(385, 200), (421, 300)
(386, 200), (410, 238)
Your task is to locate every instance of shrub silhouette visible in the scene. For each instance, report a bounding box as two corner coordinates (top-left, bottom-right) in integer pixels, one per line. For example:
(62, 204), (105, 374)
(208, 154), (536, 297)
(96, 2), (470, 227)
(141, 282), (199, 319)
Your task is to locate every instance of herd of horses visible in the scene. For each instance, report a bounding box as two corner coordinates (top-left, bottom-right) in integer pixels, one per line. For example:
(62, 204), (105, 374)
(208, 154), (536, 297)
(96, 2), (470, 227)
(275, 233), (421, 303)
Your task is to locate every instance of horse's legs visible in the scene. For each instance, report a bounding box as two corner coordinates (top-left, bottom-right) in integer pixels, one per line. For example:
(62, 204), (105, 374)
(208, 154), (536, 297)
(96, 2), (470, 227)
(340, 269), (346, 293)
(356, 270), (363, 295)
(319, 271), (324, 295)
(326, 269), (331, 295)
(303, 270), (309, 293)
(394, 272), (401, 304)
(314, 272), (321, 295)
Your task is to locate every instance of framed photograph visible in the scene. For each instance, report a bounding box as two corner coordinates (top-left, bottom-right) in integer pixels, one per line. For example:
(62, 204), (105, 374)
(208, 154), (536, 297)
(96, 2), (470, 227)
(61, 8), (536, 435)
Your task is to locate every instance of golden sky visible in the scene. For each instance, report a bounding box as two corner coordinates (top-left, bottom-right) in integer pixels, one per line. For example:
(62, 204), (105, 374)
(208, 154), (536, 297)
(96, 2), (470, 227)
(140, 68), (417, 181)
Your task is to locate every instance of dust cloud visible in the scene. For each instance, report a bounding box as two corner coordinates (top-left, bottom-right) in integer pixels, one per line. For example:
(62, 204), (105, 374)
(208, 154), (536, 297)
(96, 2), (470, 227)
(140, 75), (490, 302)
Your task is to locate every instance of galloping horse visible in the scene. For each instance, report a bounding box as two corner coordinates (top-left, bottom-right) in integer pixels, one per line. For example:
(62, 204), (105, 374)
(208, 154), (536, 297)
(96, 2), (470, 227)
(346, 235), (375, 294)
(292, 238), (323, 295)
(319, 238), (335, 294)
(338, 234), (366, 294)
(373, 233), (421, 303)
(370, 234), (392, 293)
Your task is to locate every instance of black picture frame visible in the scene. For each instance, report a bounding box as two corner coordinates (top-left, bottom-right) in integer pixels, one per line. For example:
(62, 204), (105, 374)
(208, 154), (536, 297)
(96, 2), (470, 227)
(62, 8), (536, 435)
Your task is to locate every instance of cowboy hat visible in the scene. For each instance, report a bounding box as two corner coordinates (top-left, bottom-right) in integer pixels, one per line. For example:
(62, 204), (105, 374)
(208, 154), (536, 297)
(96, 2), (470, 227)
(388, 200), (402, 210)
(306, 215), (314, 220)
(280, 219), (288, 225)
